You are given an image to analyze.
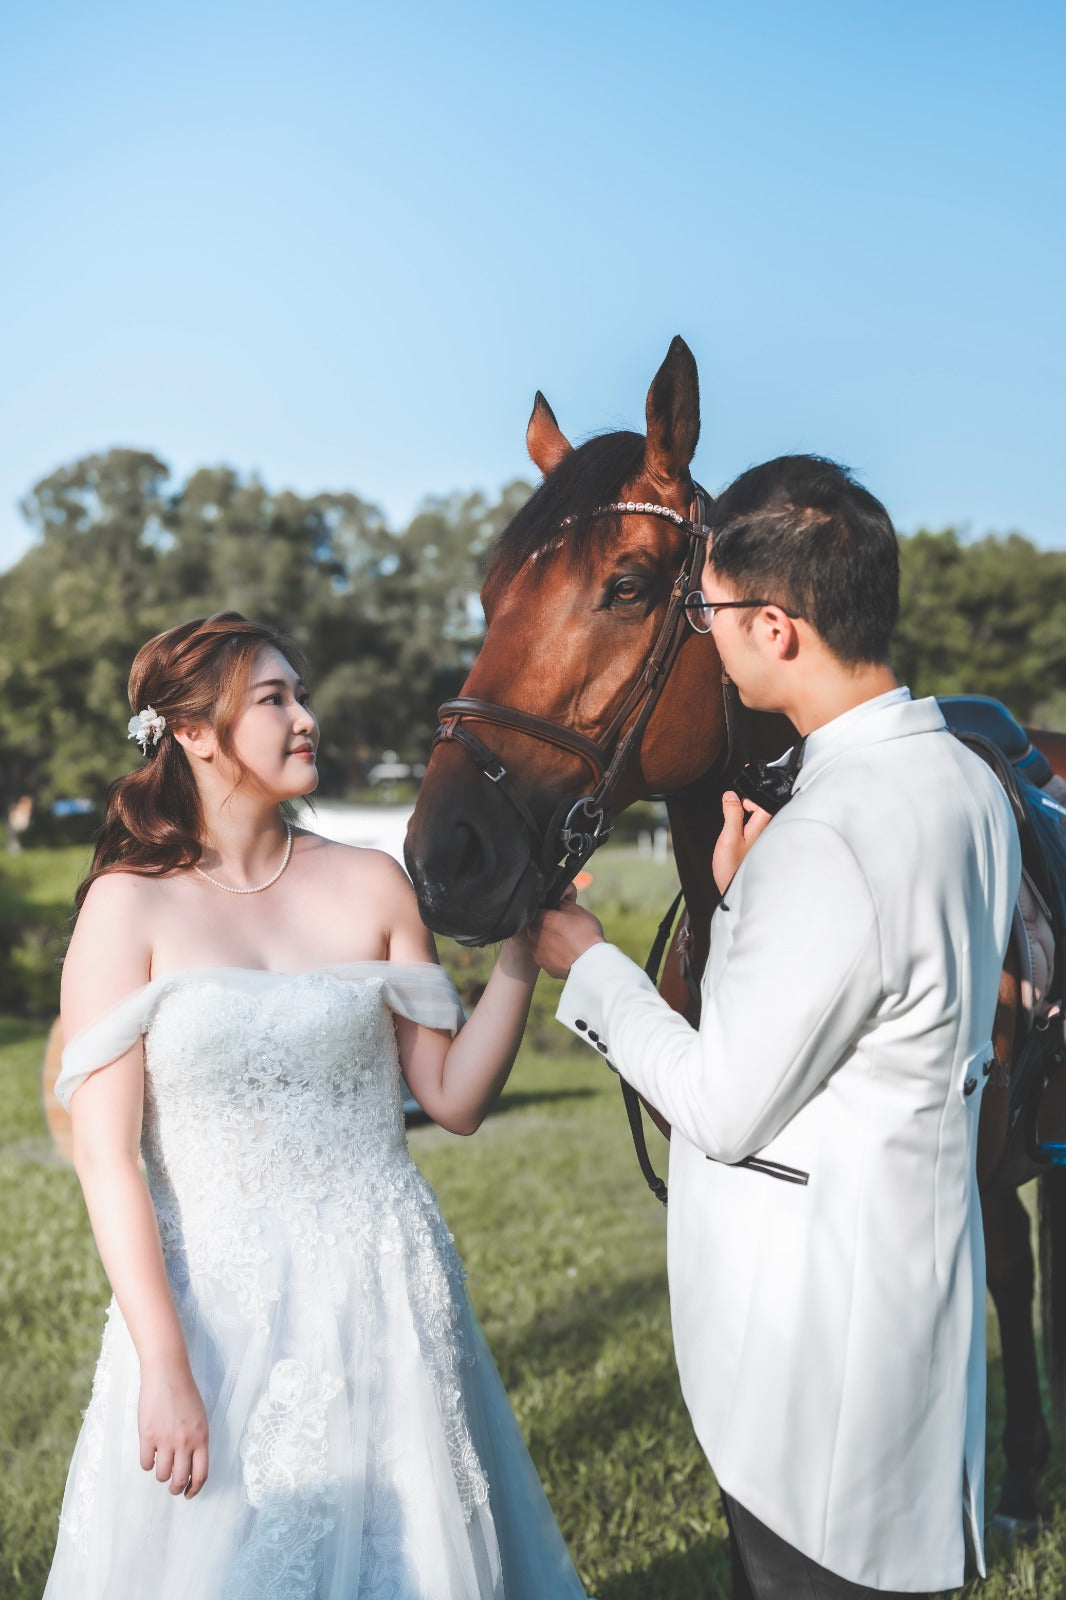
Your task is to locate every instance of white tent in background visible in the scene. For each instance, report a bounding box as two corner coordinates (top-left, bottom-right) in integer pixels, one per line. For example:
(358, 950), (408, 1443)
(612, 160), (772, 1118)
(302, 803), (413, 866)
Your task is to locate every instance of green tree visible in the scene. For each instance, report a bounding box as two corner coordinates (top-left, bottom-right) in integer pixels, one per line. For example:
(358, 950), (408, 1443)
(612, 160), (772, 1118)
(0, 448), (532, 810)
(0, 451), (171, 813)
(894, 528), (1066, 721)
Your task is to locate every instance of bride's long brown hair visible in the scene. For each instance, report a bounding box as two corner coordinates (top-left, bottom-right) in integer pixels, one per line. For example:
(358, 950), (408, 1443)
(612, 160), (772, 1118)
(75, 612), (311, 912)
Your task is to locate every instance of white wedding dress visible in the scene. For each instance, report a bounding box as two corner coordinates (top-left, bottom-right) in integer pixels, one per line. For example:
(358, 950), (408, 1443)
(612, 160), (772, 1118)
(46, 963), (588, 1599)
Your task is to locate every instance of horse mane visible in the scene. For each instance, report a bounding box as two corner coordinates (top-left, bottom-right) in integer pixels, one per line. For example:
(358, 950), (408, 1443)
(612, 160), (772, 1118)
(488, 431), (647, 582)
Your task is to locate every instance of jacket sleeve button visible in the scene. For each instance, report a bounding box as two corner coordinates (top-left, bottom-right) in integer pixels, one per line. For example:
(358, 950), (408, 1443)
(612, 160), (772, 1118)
(575, 1019), (587, 1031)
(963, 1076), (978, 1096)
(597, 1041), (608, 1053)
(587, 1029), (599, 1043)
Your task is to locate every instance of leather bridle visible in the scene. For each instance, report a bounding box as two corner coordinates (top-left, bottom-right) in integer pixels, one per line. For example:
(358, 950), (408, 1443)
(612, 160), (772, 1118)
(432, 486), (715, 908)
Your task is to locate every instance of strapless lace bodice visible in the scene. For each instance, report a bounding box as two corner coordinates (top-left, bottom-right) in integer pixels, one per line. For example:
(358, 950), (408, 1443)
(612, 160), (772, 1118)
(145, 975), (410, 1210)
(139, 971), (453, 1339)
(144, 971), (411, 1184)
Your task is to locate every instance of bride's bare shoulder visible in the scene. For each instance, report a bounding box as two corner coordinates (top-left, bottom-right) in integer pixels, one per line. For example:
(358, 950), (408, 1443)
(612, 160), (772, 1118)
(290, 836), (424, 961)
(76, 868), (164, 919)
(297, 834), (413, 892)
(65, 872), (157, 1024)
(70, 870), (170, 958)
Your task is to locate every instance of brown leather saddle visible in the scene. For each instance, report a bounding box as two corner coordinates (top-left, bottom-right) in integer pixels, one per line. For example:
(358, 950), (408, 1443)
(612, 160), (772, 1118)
(938, 696), (1066, 1165)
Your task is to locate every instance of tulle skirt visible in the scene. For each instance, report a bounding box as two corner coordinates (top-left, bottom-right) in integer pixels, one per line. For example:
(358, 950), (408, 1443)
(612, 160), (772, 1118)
(44, 1191), (587, 1600)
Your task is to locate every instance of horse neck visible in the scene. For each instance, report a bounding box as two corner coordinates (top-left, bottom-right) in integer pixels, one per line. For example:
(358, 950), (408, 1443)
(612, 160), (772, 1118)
(662, 706), (794, 984)
(665, 765), (727, 984)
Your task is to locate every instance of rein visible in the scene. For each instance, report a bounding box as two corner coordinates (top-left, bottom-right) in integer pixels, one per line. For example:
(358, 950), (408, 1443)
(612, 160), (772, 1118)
(433, 488), (714, 908)
(626, 888), (686, 1205)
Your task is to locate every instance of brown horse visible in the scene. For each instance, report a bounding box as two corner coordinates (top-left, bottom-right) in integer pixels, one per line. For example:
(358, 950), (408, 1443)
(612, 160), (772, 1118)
(404, 336), (1066, 1527)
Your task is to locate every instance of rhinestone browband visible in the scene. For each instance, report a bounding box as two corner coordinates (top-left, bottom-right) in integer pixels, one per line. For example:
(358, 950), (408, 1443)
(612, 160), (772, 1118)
(562, 500), (711, 536)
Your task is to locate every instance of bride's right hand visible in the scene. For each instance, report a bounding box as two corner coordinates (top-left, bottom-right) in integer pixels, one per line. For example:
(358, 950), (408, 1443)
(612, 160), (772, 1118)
(138, 1359), (209, 1498)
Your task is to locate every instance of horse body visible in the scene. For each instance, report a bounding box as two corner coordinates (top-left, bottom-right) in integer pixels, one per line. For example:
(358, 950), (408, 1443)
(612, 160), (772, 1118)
(404, 337), (1063, 1525)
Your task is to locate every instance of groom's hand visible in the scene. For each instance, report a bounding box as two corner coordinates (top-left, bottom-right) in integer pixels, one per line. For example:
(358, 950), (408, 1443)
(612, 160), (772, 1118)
(712, 790), (773, 893)
(526, 889), (605, 980)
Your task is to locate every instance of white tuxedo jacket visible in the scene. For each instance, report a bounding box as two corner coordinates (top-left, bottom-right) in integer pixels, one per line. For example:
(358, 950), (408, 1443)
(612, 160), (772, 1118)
(558, 692), (1020, 1592)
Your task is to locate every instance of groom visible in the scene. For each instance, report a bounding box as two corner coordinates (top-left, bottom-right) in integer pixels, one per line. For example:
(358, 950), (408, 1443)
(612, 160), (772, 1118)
(528, 455), (1020, 1599)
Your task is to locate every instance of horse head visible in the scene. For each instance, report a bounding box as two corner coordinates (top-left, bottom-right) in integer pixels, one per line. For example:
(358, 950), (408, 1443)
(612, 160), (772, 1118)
(405, 336), (730, 944)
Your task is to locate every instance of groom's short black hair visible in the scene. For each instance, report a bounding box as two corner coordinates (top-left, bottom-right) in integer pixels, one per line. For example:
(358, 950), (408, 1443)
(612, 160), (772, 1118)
(708, 455), (899, 666)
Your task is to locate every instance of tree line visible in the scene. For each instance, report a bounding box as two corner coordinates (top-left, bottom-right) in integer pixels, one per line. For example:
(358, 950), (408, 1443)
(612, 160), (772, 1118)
(0, 449), (529, 822)
(2, 446), (1065, 825)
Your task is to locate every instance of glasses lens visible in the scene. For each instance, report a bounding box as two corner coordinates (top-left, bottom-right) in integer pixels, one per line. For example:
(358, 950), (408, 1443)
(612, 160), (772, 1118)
(684, 591), (712, 634)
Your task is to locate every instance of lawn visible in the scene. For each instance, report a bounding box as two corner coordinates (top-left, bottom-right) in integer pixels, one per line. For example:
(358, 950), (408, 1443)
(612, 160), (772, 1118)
(2, 846), (1066, 1597)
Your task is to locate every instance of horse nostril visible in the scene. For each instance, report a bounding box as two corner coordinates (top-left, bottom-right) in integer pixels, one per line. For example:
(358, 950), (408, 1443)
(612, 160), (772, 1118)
(454, 819), (492, 885)
(408, 792), (538, 941)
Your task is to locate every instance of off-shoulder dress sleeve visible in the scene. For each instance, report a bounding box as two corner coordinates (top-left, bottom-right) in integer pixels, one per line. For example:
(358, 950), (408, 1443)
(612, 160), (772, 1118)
(54, 963), (466, 1111)
(353, 962), (466, 1034)
(54, 983), (160, 1110)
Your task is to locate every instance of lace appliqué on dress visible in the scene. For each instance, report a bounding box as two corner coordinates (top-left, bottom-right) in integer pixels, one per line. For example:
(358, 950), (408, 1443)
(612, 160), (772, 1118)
(138, 973), (491, 1525)
(44, 970), (587, 1600)
(383, 1201), (491, 1520)
(56, 1302), (124, 1560)
(228, 1359), (344, 1599)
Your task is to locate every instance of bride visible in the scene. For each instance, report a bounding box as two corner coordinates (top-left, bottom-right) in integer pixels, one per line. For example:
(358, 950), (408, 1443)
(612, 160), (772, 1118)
(45, 611), (588, 1599)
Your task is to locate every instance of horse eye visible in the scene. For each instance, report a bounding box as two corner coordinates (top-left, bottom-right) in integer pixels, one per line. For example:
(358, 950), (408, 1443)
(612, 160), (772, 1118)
(610, 576), (645, 603)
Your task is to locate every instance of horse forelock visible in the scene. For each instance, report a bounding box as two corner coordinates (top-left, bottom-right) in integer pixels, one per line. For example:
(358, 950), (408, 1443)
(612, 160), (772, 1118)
(488, 431), (650, 585)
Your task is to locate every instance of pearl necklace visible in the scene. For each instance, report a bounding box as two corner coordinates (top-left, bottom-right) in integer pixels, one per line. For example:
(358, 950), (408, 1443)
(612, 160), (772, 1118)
(192, 824), (294, 895)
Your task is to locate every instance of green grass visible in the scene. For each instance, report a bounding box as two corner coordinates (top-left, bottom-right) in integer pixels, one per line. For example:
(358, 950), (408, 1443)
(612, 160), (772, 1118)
(0, 847), (89, 1022)
(3, 844), (1066, 1596)
(0, 847), (88, 921)
(0, 1012), (106, 1598)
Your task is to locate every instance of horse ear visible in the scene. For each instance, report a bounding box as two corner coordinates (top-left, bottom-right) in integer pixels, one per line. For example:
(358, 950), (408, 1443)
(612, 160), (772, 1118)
(526, 392), (573, 476)
(644, 336), (700, 486)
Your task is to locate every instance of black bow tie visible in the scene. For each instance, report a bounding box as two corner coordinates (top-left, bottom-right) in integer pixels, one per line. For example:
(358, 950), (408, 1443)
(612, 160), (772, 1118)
(732, 739), (806, 816)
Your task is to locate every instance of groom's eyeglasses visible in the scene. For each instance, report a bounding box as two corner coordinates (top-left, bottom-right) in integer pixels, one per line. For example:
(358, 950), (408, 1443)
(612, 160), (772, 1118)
(683, 592), (795, 636)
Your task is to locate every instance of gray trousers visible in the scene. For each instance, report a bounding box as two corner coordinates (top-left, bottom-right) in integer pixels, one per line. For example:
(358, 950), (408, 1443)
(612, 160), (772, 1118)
(721, 1494), (927, 1600)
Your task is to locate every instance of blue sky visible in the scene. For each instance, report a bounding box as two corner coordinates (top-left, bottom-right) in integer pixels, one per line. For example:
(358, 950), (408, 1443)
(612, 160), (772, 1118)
(1, 0), (1063, 570)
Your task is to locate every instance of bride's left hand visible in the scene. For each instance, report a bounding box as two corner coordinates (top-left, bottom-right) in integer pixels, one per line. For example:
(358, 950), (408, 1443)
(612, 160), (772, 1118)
(138, 1358), (210, 1498)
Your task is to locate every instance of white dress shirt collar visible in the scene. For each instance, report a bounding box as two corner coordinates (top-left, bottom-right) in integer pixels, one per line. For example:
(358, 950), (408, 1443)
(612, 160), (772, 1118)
(792, 687), (946, 796)
(801, 686), (912, 766)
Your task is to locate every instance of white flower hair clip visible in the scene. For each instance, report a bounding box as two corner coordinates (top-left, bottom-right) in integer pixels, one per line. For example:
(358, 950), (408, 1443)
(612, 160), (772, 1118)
(127, 706), (167, 753)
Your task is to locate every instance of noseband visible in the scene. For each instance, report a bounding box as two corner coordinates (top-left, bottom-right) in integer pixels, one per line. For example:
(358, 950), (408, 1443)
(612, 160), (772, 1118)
(433, 487), (714, 908)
